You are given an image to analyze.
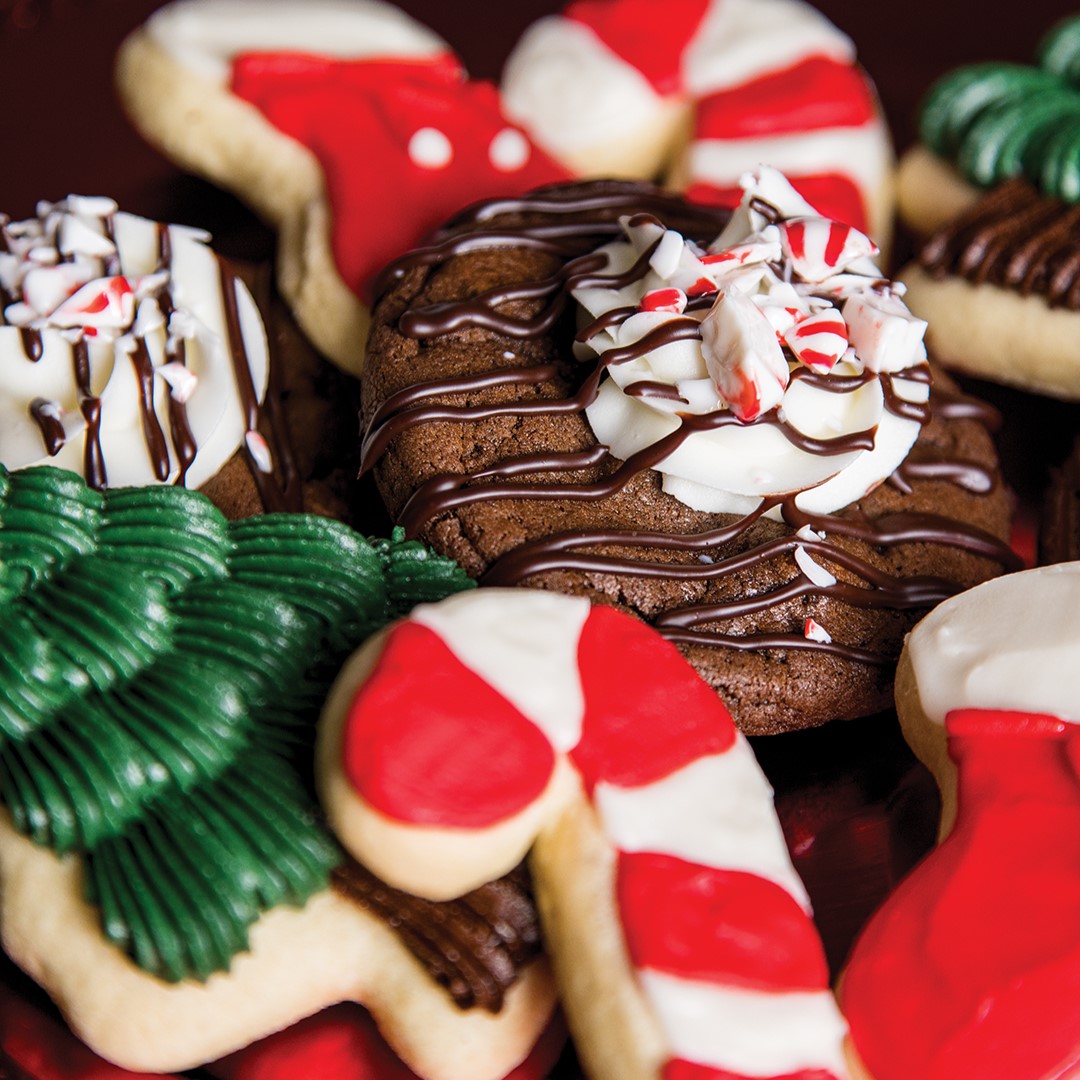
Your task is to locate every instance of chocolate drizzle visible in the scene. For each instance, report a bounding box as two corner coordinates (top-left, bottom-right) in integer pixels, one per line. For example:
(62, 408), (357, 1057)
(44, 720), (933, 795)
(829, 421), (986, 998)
(331, 858), (541, 1012)
(920, 178), (1080, 309)
(361, 182), (1018, 713)
(4, 208), (301, 509)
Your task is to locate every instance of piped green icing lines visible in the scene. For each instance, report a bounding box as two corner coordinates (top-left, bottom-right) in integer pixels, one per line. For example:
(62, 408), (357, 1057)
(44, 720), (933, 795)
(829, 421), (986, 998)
(920, 15), (1080, 200)
(0, 464), (473, 983)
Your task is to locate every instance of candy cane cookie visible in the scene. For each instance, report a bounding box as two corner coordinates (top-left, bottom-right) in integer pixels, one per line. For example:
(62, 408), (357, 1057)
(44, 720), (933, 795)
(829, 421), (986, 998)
(115, 0), (892, 374)
(840, 563), (1080, 1080)
(0, 466), (558, 1080)
(318, 588), (851, 1080)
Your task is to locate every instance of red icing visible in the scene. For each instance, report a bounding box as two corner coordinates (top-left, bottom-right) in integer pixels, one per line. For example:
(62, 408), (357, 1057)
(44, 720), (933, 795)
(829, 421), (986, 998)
(685, 174), (867, 234)
(842, 708), (1080, 1080)
(231, 53), (570, 301)
(693, 56), (876, 140)
(0, 964), (566, 1080)
(564, 0), (710, 95)
(341, 620), (555, 827)
(617, 851), (829, 990)
(664, 1060), (841, 1080)
(571, 605), (736, 792)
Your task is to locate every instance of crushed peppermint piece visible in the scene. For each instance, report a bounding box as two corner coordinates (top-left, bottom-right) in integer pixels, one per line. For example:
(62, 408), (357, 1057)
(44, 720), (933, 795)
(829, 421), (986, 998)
(700, 287), (789, 422)
(63, 195), (119, 218)
(796, 525), (827, 543)
(157, 362), (199, 403)
(779, 217), (878, 282)
(4, 302), (36, 327)
(639, 287), (687, 314)
(50, 276), (134, 332)
(783, 309), (849, 370)
(58, 214), (117, 259)
(795, 545), (837, 588)
(803, 617), (833, 643)
(245, 430), (274, 474)
(649, 229), (685, 279)
(843, 292), (928, 373)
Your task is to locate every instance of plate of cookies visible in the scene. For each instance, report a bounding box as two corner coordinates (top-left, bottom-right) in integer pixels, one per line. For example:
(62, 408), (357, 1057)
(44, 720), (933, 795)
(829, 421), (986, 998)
(2, 1), (1079, 1078)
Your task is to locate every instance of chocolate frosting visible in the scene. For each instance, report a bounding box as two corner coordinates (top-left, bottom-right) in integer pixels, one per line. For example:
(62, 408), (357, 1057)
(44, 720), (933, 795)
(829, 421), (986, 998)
(361, 181), (1018, 734)
(332, 859), (541, 1013)
(920, 178), (1080, 309)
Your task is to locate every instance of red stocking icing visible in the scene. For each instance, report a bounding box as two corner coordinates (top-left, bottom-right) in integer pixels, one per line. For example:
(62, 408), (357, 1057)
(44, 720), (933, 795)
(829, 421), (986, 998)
(331, 591), (848, 1080)
(842, 709), (1080, 1080)
(231, 52), (571, 300)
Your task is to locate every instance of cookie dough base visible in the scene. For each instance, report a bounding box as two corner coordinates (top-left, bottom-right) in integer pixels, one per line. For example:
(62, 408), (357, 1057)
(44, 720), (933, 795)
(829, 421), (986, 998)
(900, 264), (1080, 402)
(895, 146), (981, 235)
(0, 815), (556, 1079)
(116, 30), (369, 374)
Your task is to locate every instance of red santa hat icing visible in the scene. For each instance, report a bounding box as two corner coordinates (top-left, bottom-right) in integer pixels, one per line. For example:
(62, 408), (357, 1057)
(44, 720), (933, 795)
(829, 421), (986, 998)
(118, 0), (892, 373)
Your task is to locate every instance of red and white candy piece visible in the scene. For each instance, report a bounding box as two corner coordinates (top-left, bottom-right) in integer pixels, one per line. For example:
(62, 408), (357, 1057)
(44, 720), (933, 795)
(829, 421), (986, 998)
(49, 276), (135, 333)
(783, 308), (849, 370)
(319, 590), (849, 1080)
(700, 286), (789, 421)
(638, 287), (687, 314)
(842, 292), (928, 373)
(779, 218), (878, 283)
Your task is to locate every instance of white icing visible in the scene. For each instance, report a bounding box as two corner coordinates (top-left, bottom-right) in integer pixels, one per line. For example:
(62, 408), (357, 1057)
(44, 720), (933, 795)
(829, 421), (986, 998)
(638, 973), (849, 1078)
(906, 563), (1080, 727)
(575, 168), (928, 517)
(686, 126), (890, 212)
(408, 127), (453, 169)
(594, 735), (811, 910)
(412, 590), (592, 753)
(501, 15), (669, 161)
(0, 198), (269, 491)
(683, 0), (854, 96)
(488, 127), (531, 172)
(147, 0), (449, 83)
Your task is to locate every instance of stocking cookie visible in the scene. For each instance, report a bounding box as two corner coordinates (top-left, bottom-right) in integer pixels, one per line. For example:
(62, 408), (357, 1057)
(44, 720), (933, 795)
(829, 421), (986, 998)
(116, 0), (892, 373)
(0, 465), (560, 1080)
(841, 563), (1080, 1080)
(319, 588), (851, 1080)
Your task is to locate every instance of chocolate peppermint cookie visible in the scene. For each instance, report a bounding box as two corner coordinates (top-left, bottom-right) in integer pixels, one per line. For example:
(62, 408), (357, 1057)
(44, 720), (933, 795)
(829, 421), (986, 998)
(361, 174), (1018, 734)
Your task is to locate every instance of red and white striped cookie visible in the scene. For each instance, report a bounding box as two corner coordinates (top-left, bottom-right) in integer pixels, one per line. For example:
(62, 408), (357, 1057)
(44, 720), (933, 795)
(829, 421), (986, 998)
(116, 0), (892, 375)
(504, 0), (893, 245)
(318, 589), (850, 1080)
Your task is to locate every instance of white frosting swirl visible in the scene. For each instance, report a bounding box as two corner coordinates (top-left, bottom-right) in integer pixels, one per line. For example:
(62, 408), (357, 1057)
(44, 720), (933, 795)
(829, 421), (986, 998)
(0, 196), (268, 490)
(574, 168), (929, 517)
(907, 562), (1080, 727)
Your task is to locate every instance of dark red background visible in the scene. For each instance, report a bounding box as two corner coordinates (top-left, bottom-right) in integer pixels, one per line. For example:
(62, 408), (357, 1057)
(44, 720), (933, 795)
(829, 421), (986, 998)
(2, 1), (1079, 1076)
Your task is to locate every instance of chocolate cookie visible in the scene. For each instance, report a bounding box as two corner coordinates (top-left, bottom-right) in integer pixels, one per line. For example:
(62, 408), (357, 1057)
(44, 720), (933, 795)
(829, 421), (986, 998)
(361, 178), (1018, 735)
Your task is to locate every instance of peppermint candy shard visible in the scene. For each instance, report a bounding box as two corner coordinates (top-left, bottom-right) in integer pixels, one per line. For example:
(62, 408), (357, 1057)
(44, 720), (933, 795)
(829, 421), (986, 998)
(639, 287), (687, 314)
(783, 309), (849, 370)
(843, 291), (928, 373)
(779, 216), (879, 283)
(700, 287), (789, 422)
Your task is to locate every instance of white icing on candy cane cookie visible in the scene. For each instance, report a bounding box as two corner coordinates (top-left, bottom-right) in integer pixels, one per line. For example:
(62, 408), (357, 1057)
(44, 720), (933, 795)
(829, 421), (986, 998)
(0, 197), (271, 492)
(318, 589), (850, 1080)
(116, 0), (892, 374)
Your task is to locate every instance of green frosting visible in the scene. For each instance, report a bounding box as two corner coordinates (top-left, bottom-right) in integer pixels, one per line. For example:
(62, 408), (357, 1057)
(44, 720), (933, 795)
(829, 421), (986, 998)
(919, 15), (1080, 200)
(0, 465), (473, 983)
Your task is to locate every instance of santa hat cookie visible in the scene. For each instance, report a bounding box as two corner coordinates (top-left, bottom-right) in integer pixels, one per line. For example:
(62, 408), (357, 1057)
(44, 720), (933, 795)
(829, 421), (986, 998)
(116, 0), (893, 374)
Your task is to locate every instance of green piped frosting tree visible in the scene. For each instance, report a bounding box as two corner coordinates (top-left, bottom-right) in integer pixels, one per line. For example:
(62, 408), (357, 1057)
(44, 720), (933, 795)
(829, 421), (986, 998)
(0, 465), (473, 982)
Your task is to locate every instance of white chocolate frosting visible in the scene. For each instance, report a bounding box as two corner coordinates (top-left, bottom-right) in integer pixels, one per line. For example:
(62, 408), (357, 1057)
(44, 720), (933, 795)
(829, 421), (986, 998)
(574, 167), (928, 517)
(906, 562), (1080, 726)
(0, 196), (268, 491)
